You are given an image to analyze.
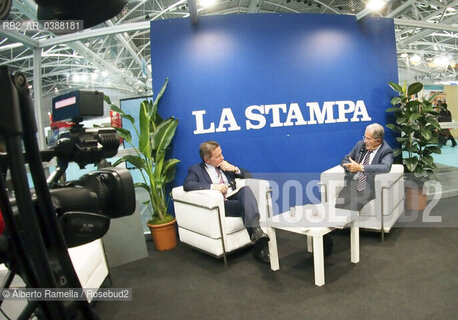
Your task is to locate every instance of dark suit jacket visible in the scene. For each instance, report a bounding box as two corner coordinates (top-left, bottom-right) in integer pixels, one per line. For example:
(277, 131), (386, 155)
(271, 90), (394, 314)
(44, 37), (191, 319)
(341, 140), (394, 190)
(183, 162), (252, 192)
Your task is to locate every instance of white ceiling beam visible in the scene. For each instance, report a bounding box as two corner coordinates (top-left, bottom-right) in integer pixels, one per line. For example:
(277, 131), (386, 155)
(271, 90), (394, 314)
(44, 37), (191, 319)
(394, 18), (458, 33)
(38, 21), (150, 48)
(0, 29), (39, 48)
(105, 20), (151, 78)
(396, 15), (458, 48)
(68, 41), (151, 89)
(247, 0), (259, 13)
(386, 0), (416, 18)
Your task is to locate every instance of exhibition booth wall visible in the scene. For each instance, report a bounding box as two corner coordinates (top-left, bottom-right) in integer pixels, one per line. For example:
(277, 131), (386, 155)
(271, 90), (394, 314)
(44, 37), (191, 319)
(149, 13), (399, 212)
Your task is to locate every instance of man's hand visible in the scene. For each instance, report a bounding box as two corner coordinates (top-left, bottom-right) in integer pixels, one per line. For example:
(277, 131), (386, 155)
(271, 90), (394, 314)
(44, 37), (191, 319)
(214, 184), (228, 195)
(342, 157), (363, 172)
(218, 160), (237, 172)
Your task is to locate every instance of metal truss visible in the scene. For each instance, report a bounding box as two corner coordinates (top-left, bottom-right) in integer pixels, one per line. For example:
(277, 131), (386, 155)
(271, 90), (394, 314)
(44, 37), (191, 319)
(0, 0), (456, 98)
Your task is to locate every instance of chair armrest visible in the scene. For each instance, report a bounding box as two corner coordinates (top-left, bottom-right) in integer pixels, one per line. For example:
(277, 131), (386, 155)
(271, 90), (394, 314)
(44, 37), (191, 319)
(319, 165), (346, 204)
(172, 187), (224, 209)
(373, 164), (405, 217)
(374, 164), (404, 189)
(172, 186), (226, 238)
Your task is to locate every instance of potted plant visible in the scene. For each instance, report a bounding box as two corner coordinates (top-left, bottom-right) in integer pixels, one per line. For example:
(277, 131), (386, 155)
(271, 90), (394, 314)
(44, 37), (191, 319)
(386, 81), (441, 210)
(104, 78), (180, 250)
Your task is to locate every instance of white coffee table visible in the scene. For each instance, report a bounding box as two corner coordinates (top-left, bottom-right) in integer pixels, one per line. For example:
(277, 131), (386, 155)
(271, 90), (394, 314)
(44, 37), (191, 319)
(266, 203), (359, 286)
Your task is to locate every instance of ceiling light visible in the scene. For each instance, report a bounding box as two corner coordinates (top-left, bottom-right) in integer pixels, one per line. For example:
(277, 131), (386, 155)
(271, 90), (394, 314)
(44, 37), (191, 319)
(366, 0), (386, 11)
(101, 71), (108, 78)
(410, 54), (421, 65)
(199, 0), (216, 7)
(434, 56), (450, 67)
(400, 53), (408, 58)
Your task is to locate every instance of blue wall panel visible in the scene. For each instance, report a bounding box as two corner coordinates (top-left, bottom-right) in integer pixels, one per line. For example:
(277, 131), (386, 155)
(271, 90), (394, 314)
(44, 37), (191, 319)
(149, 14), (398, 210)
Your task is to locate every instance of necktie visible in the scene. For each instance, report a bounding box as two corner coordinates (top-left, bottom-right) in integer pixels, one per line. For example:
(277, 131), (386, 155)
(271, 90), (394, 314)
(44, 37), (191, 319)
(357, 151), (372, 191)
(215, 167), (228, 200)
(215, 167), (225, 184)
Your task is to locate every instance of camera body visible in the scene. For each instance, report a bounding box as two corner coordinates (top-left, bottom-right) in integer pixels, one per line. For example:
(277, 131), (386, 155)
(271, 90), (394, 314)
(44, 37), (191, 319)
(43, 90), (136, 247)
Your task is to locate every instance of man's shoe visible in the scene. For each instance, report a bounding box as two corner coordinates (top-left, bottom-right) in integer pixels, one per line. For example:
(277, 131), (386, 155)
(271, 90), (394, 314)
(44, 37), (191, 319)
(250, 227), (269, 243)
(253, 243), (270, 263)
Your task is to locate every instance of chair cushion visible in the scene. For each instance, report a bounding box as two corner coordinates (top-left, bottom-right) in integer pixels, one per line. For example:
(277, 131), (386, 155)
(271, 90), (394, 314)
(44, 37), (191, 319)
(224, 216), (247, 235)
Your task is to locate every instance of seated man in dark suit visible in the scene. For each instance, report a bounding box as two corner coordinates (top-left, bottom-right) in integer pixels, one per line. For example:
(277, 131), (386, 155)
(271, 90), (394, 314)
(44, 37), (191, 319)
(336, 123), (394, 211)
(438, 101), (457, 147)
(183, 140), (270, 263)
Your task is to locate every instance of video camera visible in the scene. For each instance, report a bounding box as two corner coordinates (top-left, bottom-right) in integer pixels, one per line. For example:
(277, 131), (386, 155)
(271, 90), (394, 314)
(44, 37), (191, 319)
(0, 66), (135, 319)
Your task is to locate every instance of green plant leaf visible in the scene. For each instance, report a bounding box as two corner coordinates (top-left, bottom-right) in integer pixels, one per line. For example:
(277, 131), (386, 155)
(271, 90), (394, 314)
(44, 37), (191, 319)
(426, 92), (439, 102)
(103, 95), (112, 105)
(120, 114), (135, 125)
(113, 155), (146, 170)
(407, 82), (423, 96)
(404, 157), (418, 173)
(139, 101), (151, 156)
(386, 124), (401, 132)
(409, 113), (423, 122)
(396, 136), (410, 143)
(426, 145), (441, 154)
(153, 78), (169, 111)
(422, 155), (434, 166)
(163, 158), (180, 183)
(393, 148), (402, 157)
(428, 119), (441, 130)
(397, 115), (408, 124)
(388, 81), (403, 94)
(110, 104), (124, 115)
(151, 117), (178, 151)
(386, 106), (400, 113)
(405, 100), (421, 113)
(151, 79), (168, 126)
(135, 182), (151, 193)
(113, 127), (132, 143)
(420, 128), (432, 140)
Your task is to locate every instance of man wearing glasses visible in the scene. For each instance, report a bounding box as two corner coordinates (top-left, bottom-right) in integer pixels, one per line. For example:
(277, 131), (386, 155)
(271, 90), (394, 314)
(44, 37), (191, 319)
(335, 123), (394, 211)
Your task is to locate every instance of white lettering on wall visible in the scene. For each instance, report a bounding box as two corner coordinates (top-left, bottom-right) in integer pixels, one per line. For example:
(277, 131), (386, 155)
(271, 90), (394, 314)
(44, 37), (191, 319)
(352, 100), (372, 122)
(192, 100), (372, 134)
(215, 108), (241, 132)
(265, 104), (287, 128)
(307, 101), (336, 124)
(284, 103), (307, 127)
(245, 105), (266, 130)
(192, 110), (215, 134)
(336, 100), (355, 123)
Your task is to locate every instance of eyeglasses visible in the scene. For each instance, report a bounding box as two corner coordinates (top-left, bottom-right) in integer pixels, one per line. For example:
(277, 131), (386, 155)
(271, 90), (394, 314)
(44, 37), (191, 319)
(362, 136), (378, 141)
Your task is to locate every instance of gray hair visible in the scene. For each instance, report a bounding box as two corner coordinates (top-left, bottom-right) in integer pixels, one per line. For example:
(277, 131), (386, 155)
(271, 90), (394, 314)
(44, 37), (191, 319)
(199, 141), (219, 160)
(366, 123), (384, 140)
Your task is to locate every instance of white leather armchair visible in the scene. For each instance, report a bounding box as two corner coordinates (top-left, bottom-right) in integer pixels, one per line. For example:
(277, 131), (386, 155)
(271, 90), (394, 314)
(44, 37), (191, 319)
(320, 164), (405, 241)
(68, 239), (110, 295)
(172, 178), (272, 265)
(0, 238), (109, 307)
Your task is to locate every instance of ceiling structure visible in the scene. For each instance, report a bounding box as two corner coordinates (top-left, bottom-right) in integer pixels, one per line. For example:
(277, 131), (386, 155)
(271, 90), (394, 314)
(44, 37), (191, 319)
(0, 0), (457, 98)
